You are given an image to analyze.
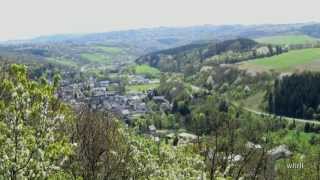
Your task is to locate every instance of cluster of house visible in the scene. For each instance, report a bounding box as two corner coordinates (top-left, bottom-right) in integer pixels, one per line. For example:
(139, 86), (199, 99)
(89, 92), (148, 122)
(58, 76), (168, 123)
(59, 80), (143, 121)
(59, 75), (204, 148)
(128, 75), (159, 85)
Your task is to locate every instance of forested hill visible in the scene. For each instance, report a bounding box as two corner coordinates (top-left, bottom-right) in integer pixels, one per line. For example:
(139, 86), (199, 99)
(268, 72), (320, 120)
(5, 23), (319, 53)
(301, 24), (320, 38)
(136, 38), (281, 73)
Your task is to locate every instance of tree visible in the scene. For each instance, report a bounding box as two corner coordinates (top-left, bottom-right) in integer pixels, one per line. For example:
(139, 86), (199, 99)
(288, 120), (296, 130)
(306, 107), (315, 119)
(191, 113), (206, 147)
(126, 135), (207, 179)
(218, 100), (229, 113)
(73, 106), (130, 179)
(177, 101), (190, 115)
(252, 49), (257, 58)
(0, 64), (73, 179)
(267, 45), (274, 56)
(268, 72), (320, 119)
(304, 122), (311, 133)
(309, 135), (320, 145)
(275, 46), (283, 55)
(119, 75), (128, 95)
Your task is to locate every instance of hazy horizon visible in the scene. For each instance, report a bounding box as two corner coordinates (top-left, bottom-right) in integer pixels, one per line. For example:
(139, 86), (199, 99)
(1, 0), (319, 41)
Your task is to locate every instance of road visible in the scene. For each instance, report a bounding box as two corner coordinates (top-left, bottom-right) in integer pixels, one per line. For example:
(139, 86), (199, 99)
(243, 106), (320, 125)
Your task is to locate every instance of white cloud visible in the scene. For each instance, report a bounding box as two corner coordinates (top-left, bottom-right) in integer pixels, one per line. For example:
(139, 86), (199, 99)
(0, 0), (319, 40)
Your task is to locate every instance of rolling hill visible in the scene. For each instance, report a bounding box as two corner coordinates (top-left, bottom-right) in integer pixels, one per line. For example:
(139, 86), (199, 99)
(136, 38), (279, 73)
(300, 24), (320, 38)
(239, 48), (320, 73)
(2, 22), (320, 73)
(4, 23), (318, 53)
(255, 35), (319, 45)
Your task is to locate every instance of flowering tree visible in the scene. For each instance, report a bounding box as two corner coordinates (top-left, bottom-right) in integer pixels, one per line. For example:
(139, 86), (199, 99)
(126, 134), (208, 179)
(0, 64), (73, 179)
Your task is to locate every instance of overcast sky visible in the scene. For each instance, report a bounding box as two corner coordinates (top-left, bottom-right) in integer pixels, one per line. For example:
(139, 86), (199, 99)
(0, 0), (319, 41)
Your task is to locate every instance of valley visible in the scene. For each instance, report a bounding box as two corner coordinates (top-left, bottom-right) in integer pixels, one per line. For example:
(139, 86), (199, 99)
(2, 23), (320, 179)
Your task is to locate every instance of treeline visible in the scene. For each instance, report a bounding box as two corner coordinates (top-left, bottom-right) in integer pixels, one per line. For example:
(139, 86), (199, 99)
(267, 72), (320, 120)
(136, 38), (285, 74)
(288, 42), (320, 51)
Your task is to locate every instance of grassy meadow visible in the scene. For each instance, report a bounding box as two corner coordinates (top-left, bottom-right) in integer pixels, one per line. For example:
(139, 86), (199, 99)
(135, 64), (161, 77)
(270, 130), (319, 153)
(95, 46), (124, 55)
(239, 48), (320, 72)
(46, 57), (78, 67)
(240, 91), (265, 111)
(81, 53), (112, 63)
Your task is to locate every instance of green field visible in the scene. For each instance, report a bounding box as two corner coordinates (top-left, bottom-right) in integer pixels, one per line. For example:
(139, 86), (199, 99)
(127, 83), (159, 93)
(240, 91), (265, 111)
(95, 46), (124, 55)
(135, 64), (160, 77)
(81, 53), (112, 63)
(256, 35), (319, 45)
(240, 48), (320, 72)
(270, 130), (319, 153)
(46, 57), (78, 67)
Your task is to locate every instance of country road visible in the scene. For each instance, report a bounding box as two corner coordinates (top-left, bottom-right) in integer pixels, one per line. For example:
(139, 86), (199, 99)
(243, 106), (320, 125)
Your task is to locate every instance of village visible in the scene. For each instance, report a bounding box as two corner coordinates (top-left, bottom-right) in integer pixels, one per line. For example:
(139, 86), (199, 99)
(58, 74), (169, 123)
(57, 71), (203, 146)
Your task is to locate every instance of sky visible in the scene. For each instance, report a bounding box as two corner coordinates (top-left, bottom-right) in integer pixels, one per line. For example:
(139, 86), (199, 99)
(0, 0), (319, 41)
